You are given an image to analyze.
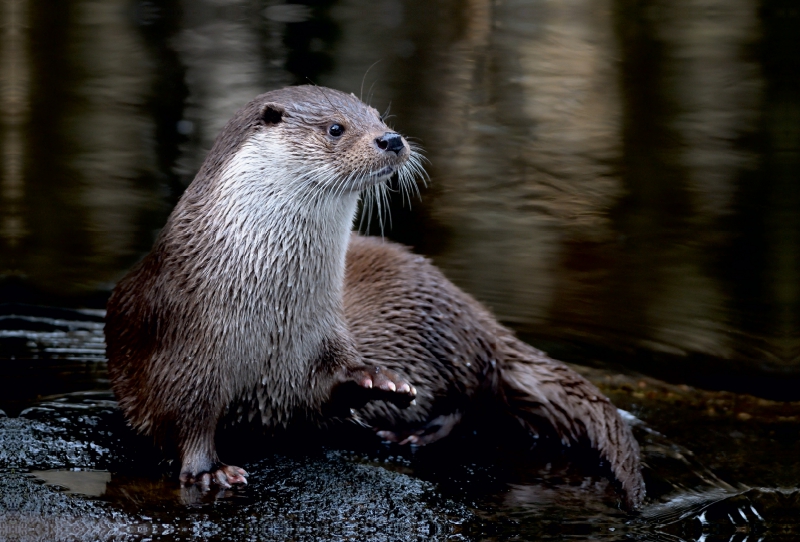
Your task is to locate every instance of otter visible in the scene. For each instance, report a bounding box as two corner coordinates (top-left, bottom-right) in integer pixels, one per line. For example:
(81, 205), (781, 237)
(105, 86), (645, 509)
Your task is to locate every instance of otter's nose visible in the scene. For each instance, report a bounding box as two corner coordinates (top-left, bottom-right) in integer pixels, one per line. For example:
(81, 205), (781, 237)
(375, 132), (405, 154)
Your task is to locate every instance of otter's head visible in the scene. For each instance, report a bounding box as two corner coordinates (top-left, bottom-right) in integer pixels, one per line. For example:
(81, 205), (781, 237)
(198, 86), (425, 211)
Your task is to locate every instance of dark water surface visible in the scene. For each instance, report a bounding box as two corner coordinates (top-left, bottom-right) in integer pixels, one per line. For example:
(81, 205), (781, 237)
(1, 0), (799, 540)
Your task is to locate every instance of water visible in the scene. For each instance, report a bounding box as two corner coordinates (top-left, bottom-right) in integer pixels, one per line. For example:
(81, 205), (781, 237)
(1, 0), (799, 540)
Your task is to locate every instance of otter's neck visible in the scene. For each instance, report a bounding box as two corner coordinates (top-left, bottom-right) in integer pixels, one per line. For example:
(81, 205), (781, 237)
(162, 138), (360, 416)
(176, 137), (360, 297)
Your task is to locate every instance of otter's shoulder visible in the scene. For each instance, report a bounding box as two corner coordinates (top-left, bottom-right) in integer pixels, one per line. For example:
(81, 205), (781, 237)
(346, 233), (431, 275)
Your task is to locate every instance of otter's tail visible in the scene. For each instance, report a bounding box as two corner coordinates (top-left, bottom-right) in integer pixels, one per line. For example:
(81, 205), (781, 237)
(498, 335), (645, 509)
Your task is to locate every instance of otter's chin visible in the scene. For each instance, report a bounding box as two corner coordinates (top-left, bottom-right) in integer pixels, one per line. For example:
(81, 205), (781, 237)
(371, 165), (397, 181)
(345, 166), (399, 192)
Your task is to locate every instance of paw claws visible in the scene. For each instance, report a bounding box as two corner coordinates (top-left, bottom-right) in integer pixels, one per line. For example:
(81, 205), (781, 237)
(344, 366), (415, 408)
(214, 471), (232, 489)
(181, 464), (248, 490)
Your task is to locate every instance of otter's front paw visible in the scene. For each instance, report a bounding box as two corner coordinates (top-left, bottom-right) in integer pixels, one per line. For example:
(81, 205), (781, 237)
(336, 366), (417, 409)
(180, 464), (248, 490)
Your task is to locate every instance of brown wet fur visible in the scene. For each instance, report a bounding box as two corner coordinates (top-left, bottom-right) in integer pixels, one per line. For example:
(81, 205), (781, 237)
(106, 86), (416, 489)
(345, 235), (644, 509)
(105, 85), (644, 509)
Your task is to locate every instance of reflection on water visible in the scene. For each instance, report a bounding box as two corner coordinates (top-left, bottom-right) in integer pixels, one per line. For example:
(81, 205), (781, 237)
(0, 0), (798, 536)
(417, 0), (625, 328)
(31, 469), (111, 497)
(2, 0), (797, 393)
(1, 0), (29, 247)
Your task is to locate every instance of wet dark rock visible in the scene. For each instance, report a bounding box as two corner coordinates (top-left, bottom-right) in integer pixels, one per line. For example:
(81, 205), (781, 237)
(0, 394), (473, 541)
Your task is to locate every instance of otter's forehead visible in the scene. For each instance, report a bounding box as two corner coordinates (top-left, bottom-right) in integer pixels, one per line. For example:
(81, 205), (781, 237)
(256, 85), (381, 127)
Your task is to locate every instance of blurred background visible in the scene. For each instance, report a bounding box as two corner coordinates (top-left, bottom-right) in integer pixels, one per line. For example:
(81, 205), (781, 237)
(1, 0), (798, 402)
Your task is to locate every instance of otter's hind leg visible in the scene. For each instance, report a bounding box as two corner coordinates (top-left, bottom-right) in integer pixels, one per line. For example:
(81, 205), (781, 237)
(375, 412), (463, 445)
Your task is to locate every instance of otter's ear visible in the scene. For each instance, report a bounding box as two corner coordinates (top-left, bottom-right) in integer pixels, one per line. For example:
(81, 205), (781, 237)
(260, 103), (284, 125)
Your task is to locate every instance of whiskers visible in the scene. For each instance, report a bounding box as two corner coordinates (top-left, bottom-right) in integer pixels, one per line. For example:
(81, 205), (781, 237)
(357, 147), (429, 237)
(359, 181), (391, 236)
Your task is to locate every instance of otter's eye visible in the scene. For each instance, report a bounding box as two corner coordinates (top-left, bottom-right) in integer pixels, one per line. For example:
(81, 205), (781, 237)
(328, 123), (344, 137)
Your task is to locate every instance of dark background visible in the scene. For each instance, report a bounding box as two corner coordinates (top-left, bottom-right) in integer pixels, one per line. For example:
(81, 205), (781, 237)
(1, 0), (799, 400)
